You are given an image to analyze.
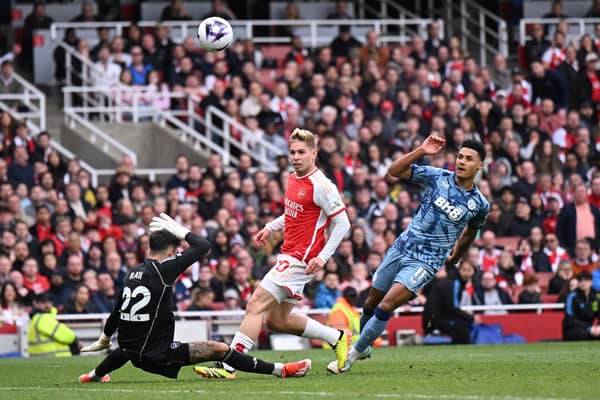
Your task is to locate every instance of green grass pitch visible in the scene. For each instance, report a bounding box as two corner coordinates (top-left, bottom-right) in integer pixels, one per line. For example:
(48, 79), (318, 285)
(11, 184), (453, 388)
(1, 342), (599, 400)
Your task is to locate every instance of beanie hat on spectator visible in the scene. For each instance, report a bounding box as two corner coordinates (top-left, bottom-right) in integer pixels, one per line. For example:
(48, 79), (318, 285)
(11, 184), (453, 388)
(381, 100), (394, 112)
(224, 288), (240, 300)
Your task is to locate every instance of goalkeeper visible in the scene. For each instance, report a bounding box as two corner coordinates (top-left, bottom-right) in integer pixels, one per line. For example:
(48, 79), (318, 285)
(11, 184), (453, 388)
(79, 213), (311, 382)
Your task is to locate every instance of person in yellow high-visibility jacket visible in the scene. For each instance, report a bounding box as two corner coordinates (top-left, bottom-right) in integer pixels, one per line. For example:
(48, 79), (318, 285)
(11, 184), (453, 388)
(324, 287), (383, 349)
(28, 292), (81, 357)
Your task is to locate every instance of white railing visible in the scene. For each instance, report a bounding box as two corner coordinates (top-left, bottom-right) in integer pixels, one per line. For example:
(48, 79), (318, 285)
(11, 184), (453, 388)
(61, 85), (281, 172)
(205, 105), (283, 172)
(357, 0), (430, 41)
(0, 72), (46, 131)
(519, 17), (600, 46)
(50, 19), (435, 48)
(438, 0), (508, 65)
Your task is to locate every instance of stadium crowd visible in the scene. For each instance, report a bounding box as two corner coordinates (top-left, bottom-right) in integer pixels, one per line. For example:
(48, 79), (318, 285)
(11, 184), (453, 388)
(1, 1), (600, 341)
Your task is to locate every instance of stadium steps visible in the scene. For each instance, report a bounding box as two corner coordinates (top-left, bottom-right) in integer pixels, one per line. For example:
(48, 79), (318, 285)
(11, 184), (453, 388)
(45, 97), (119, 169)
(92, 121), (210, 169)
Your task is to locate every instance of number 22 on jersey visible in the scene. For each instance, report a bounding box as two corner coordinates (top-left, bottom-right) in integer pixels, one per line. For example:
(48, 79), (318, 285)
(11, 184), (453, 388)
(120, 286), (151, 322)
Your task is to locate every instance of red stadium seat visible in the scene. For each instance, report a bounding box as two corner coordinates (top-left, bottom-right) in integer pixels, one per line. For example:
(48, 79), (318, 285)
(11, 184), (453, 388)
(541, 294), (560, 304)
(536, 272), (554, 294)
(518, 45), (528, 71)
(261, 45), (292, 68)
(212, 302), (225, 311)
(259, 69), (278, 91)
(495, 236), (521, 252)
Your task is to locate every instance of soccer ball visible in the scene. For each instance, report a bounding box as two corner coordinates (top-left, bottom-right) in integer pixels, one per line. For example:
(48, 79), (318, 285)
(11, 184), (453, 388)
(197, 16), (233, 52)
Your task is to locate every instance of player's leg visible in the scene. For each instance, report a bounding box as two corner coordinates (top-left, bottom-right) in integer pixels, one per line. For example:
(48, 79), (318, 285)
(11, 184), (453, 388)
(360, 287), (386, 332)
(231, 286), (279, 352)
(340, 259), (435, 373)
(190, 341), (311, 378)
(195, 286), (278, 379)
(79, 348), (130, 383)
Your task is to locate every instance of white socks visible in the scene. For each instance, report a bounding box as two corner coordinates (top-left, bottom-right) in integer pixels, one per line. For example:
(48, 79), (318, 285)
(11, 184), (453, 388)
(272, 362), (283, 377)
(231, 332), (255, 354)
(301, 318), (341, 347)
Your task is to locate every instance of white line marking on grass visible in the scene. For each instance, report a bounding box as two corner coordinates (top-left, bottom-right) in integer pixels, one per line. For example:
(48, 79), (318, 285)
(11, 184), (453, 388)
(0, 386), (581, 400)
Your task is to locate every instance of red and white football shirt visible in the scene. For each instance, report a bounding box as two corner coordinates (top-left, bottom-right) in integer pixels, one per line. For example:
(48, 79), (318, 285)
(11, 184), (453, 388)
(281, 167), (345, 262)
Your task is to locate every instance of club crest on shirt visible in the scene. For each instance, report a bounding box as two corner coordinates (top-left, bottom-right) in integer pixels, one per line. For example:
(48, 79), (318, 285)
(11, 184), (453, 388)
(467, 199), (477, 210)
(298, 188), (306, 199)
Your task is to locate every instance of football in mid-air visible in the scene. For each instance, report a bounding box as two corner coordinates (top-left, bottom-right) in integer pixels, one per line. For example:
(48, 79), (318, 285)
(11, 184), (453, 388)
(197, 16), (233, 52)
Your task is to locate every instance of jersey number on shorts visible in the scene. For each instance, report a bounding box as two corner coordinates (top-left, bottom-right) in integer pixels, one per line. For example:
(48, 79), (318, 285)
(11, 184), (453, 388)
(409, 268), (428, 287)
(275, 259), (290, 272)
(120, 286), (151, 322)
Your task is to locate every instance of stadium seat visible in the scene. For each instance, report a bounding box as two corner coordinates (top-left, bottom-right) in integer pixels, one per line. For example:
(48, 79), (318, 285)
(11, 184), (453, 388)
(518, 45), (528, 71)
(261, 45), (292, 68)
(536, 272), (554, 294)
(541, 294), (560, 304)
(494, 236), (521, 252)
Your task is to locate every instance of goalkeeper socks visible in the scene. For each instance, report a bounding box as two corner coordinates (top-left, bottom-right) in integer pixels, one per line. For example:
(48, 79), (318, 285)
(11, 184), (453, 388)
(302, 317), (340, 347)
(95, 348), (130, 377)
(222, 346), (275, 375)
(231, 331), (255, 354)
(360, 307), (375, 332)
(352, 307), (392, 357)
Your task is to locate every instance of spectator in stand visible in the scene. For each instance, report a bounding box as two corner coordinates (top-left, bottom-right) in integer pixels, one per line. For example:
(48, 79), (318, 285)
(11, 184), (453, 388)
(473, 271), (513, 314)
(202, 0), (236, 20)
(478, 230), (501, 272)
(518, 274), (542, 304)
(586, 0), (600, 17)
(549, 260), (573, 295)
(525, 23), (551, 66)
(570, 239), (599, 276)
(0, 281), (25, 324)
(63, 284), (98, 314)
(8, 146), (34, 189)
(557, 45), (579, 108)
(21, 2), (54, 75)
(424, 20), (448, 57)
(557, 182), (600, 255)
(327, 1), (352, 19)
(187, 287), (215, 311)
(127, 46), (153, 86)
(423, 260), (478, 344)
(330, 25), (362, 60)
(574, 52), (600, 108)
(529, 61), (566, 110)
(562, 271), (600, 340)
(360, 31), (388, 69)
(161, 0), (192, 21)
(22, 257), (49, 295)
(314, 272), (341, 309)
(541, 31), (566, 71)
(544, 232), (570, 272)
(71, 0), (100, 22)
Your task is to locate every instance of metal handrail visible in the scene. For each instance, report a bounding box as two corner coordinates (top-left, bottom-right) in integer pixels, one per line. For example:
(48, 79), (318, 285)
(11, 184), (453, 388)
(0, 72), (46, 131)
(50, 19), (436, 47)
(62, 106), (138, 166)
(519, 17), (600, 45)
(205, 105), (283, 171)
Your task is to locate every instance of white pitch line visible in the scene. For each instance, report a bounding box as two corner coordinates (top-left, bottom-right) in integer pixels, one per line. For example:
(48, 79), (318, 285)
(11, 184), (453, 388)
(0, 386), (582, 400)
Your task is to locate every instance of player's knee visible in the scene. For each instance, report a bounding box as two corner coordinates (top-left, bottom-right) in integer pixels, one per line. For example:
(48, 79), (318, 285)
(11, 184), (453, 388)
(377, 299), (396, 313)
(265, 317), (286, 332)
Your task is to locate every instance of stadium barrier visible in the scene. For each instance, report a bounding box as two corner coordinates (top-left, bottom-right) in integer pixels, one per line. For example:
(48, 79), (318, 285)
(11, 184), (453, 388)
(519, 17), (600, 46)
(0, 72), (46, 131)
(62, 84), (282, 172)
(0, 304), (565, 357)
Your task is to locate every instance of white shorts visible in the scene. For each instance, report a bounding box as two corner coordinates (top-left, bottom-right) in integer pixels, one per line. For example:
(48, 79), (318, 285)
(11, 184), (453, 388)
(260, 254), (313, 304)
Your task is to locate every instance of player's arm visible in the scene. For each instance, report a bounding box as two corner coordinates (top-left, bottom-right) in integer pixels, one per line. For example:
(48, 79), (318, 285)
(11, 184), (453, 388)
(82, 288), (125, 351)
(306, 179), (351, 274)
(254, 214), (285, 247)
(160, 232), (211, 283)
(149, 213), (211, 283)
(446, 203), (490, 267)
(387, 134), (446, 180)
(445, 226), (479, 267)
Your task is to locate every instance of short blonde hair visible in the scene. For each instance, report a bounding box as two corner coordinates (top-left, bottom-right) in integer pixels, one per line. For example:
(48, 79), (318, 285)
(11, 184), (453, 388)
(290, 128), (319, 148)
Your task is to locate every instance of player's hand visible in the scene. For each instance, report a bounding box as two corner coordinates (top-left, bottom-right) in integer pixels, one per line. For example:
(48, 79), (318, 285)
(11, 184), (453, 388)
(420, 134), (446, 155)
(149, 213), (190, 240)
(305, 257), (325, 275)
(81, 333), (111, 352)
(444, 257), (456, 269)
(254, 228), (270, 247)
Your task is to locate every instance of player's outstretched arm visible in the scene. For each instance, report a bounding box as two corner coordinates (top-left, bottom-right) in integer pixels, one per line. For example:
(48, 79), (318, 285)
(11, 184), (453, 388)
(388, 134), (446, 180)
(306, 212), (350, 274)
(445, 226), (478, 267)
(255, 214), (285, 247)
